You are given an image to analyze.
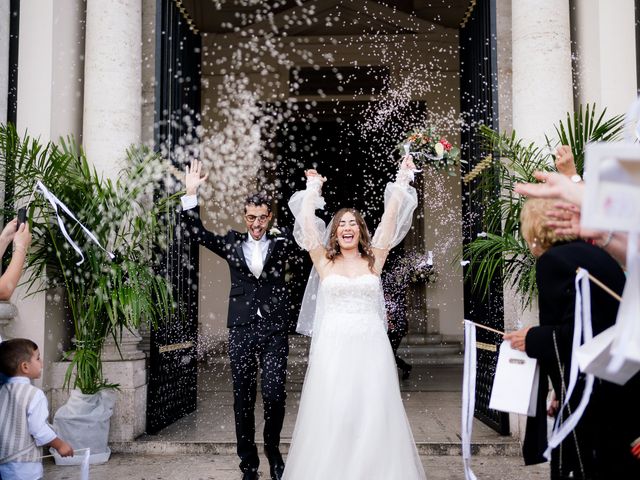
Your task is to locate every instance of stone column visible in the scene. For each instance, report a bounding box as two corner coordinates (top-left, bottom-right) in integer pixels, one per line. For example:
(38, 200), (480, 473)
(78, 0), (146, 441)
(510, 0), (573, 440)
(512, 0), (573, 145)
(0, 301), (17, 340)
(572, 0), (637, 116)
(82, 0), (141, 179)
(0, 1), (10, 125)
(101, 329), (147, 442)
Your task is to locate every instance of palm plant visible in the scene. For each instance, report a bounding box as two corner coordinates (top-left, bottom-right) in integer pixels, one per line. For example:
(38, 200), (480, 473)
(465, 105), (624, 307)
(1, 124), (177, 394)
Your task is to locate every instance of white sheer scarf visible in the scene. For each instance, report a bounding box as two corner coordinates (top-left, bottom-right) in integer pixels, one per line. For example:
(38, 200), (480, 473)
(288, 171), (418, 336)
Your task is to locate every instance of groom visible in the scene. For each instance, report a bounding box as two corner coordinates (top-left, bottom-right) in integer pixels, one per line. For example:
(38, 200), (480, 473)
(181, 161), (290, 480)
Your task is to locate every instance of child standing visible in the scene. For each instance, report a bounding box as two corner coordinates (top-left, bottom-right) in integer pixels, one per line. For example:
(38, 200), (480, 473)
(0, 338), (73, 479)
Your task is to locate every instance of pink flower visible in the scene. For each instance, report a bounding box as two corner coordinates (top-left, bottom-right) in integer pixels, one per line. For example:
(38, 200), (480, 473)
(440, 138), (452, 151)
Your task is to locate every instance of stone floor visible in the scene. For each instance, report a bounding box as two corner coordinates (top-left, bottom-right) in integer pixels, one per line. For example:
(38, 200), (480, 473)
(136, 362), (509, 450)
(44, 358), (548, 479)
(44, 453), (549, 479)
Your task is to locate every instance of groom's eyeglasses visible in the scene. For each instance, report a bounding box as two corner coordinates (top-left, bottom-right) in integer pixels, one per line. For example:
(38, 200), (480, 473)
(245, 214), (269, 223)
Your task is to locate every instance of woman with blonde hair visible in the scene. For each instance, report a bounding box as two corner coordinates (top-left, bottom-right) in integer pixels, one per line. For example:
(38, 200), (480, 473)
(505, 198), (640, 479)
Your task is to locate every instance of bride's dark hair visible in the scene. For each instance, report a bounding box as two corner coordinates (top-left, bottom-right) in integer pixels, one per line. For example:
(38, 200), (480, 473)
(326, 208), (376, 272)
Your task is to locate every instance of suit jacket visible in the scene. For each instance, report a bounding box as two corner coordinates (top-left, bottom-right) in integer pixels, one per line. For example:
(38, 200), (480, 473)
(522, 240), (627, 466)
(182, 206), (292, 329)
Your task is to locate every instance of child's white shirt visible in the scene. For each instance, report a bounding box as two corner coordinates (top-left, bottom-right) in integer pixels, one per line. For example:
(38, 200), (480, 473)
(0, 376), (57, 480)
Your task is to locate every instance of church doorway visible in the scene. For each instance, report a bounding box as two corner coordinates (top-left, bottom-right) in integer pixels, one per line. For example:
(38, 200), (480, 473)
(265, 100), (426, 332)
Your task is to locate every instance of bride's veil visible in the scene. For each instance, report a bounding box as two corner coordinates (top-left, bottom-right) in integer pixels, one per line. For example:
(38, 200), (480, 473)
(295, 218), (333, 336)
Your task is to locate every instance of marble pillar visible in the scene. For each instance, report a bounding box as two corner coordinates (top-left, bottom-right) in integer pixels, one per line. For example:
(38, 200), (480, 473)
(83, 0), (141, 179)
(512, 0), (573, 145)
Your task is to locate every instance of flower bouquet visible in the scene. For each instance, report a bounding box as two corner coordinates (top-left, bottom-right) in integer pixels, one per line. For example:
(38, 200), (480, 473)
(399, 126), (462, 175)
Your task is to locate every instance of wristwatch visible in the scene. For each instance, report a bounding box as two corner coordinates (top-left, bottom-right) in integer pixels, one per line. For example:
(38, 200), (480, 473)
(570, 174), (582, 183)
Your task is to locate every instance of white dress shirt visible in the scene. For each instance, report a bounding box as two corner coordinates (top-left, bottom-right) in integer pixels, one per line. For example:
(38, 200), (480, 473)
(181, 194), (271, 317)
(0, 376), (57, 480)
(242, 233), (270, 273)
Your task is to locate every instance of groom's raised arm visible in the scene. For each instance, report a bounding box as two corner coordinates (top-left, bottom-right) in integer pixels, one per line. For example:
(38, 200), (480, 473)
(180, 161), (227, 258)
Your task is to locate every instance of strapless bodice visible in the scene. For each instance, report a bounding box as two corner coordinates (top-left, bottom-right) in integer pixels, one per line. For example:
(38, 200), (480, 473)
(319, 274), (382, 317)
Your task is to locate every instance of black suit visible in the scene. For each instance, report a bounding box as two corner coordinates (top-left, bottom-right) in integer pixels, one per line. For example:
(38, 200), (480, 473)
(182, 206), (291, 473)
(523, 240), (640, 479)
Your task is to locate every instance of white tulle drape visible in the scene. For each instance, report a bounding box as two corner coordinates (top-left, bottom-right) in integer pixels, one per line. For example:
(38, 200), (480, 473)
(287, 172), (418, 336)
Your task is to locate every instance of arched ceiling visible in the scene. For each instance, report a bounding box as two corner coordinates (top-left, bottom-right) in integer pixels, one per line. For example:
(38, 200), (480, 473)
(179, 0), (473, 35)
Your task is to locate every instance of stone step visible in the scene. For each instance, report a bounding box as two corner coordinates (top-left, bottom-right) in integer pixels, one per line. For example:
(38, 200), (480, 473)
(111, 440), (522, 457)
(207, 338), (463, 367)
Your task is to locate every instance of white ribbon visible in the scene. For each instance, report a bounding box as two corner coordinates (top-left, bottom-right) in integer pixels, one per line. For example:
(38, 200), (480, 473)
(36, 181), (114, 265)
(607, 232), (640, 373)
(544, 268), (595, 459)
(624, 96), (640, 142)
(401, 143), (423, 174)
(461, 319), (478, 480)
(80, 447), (90, 480)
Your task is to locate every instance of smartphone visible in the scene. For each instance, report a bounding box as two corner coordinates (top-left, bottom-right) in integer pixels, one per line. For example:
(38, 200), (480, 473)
(17, 207), (27, 230)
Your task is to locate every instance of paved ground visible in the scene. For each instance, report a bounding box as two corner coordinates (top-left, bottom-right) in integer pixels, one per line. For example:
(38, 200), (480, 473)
(44, 453), (549, 480)
(137, 363), (509, 447)
(45, 359), (539, 479)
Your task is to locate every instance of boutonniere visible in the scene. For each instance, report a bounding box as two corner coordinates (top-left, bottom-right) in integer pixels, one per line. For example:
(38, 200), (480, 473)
(269, 227), (282, 236)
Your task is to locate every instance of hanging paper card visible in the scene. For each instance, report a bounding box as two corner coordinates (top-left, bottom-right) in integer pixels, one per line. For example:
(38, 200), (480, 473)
(576, 325), (640, 385)
(580, 249), (640, 384)
(489, 341), (539, 416)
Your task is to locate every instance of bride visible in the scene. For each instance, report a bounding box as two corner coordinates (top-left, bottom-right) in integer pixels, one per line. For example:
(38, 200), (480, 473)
(283, 156), (426, 479)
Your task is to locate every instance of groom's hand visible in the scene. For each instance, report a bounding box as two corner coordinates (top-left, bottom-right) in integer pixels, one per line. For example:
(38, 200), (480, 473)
(185, 160), (209, 196)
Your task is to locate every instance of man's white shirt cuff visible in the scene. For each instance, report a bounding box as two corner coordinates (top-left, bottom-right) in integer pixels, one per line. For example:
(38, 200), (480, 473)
(181, 194), (198, 211)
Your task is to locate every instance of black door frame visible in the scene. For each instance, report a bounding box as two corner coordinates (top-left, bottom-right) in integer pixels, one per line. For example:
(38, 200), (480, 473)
(459, 0), (509, 435)
(146, 0), (202, 434)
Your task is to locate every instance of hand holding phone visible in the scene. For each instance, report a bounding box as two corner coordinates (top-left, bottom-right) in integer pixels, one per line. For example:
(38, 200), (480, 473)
(17, 207), (27, 230)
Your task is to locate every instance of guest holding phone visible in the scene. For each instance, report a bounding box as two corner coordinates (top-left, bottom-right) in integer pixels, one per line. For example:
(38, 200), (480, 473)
(0, 217), (32, 301)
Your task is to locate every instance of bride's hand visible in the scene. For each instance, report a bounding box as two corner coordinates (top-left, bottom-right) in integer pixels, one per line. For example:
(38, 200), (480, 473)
(305, 169), (327, 183)
(401, 154), (416, 171)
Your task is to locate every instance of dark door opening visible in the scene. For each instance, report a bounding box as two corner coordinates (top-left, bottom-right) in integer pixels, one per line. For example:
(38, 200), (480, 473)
(265, 101), (425, 333)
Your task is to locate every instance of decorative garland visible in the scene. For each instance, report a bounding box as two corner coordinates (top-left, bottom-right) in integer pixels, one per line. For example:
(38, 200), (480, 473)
(173, 0), (200, 35)
(459, 0), (478, 29)
(462, 154), (493, 184)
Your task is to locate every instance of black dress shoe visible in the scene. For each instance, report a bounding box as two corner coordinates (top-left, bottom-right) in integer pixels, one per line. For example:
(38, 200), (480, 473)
(242, 471), (259, 480)
(401, 363), (413, 380)
(270, 462), (285, 480)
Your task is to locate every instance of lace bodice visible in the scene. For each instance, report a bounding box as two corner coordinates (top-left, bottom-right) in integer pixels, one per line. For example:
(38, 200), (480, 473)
(320, 274), (382, 315)
(311, 274), (387, 340)
(320, 274), (380, 315)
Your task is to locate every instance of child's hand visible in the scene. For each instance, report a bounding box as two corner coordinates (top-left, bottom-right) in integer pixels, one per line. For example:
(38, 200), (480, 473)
(57, 440), (74, 457)
(50, 437), (74, 457)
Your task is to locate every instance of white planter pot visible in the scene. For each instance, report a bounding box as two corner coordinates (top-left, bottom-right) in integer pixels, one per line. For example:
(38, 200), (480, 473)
(51, 389), (116, 465)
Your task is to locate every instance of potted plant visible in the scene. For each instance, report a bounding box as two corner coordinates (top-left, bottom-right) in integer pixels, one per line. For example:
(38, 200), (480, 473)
(0, 123), (177, 462)
(463, 104), (624, 306)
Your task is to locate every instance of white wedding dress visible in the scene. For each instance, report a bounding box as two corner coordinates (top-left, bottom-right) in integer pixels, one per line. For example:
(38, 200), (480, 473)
(283, 173), (426, 480)
(282, 274), (426, 480)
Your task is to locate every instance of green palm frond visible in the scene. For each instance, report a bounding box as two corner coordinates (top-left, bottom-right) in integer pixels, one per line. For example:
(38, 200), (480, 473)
(553, 103), (625, 174)
(2, 124), (178, 394)
(465, 105), (621, 306)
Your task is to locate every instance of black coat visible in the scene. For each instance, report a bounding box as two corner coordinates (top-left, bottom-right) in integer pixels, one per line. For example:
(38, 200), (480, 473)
(182, 206), (292, 328)
(523, 241), (640, 479)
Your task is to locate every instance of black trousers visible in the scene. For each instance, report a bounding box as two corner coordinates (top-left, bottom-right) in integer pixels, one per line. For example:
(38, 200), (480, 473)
(228, 317), (288, 473)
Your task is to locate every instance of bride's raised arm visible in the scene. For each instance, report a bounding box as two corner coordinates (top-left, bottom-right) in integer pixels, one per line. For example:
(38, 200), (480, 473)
(371, 156), (419, 273)
(288, 170), (329, 270)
